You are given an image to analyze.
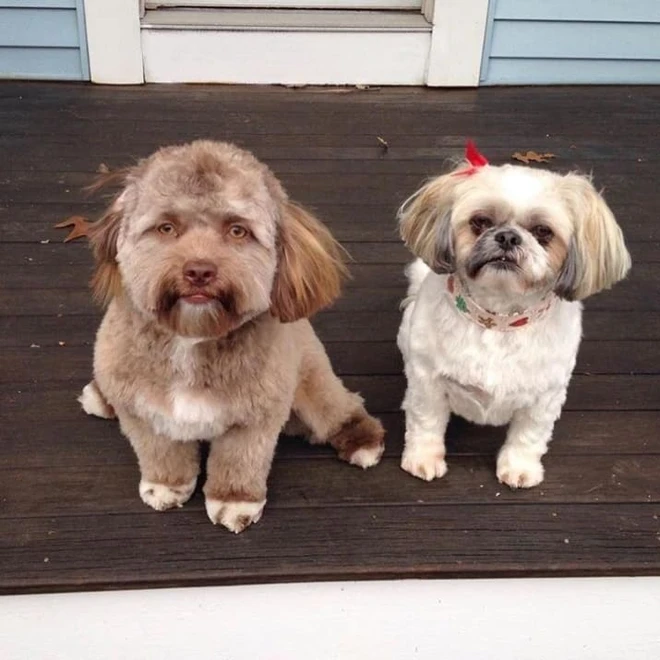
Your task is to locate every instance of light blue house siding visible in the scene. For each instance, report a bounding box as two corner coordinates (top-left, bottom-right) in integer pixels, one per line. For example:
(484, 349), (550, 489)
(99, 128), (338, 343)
(480, 0), (660, 85)
(0, 0), (89, 80)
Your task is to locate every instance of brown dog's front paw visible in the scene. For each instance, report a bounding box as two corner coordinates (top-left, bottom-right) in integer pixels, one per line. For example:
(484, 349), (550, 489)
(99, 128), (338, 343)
(139, 478), (197, 511)
(205, 498), (266, 533)
(328, 413), (385, 469)
(78, 381), (115, 419)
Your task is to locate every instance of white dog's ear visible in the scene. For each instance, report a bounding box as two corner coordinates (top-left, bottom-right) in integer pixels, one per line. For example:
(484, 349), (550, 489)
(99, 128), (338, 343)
(560, 173), (631, 300)
(270, 202), (348, 323)
(398, 173), (460, 272)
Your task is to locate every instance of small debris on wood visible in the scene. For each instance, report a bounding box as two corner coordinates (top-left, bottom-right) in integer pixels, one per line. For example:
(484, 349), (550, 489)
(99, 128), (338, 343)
(58, 341), (66, 347)
(40, 239), (50, 244)
(512, 151), (557, 164)
(30, 344), (40, 349)
(54, 215), (91, 242)
(97, 163), (110, 174)
(376, 136), (389, 152)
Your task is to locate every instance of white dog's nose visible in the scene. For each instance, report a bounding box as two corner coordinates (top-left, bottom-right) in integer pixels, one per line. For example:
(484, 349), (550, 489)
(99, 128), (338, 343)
(183, 260), (217, 286)
(494, 229), (521, 251)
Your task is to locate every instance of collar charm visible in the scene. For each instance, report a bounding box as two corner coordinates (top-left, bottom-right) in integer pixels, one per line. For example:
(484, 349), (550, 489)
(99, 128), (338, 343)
(447, 275), (555, 332)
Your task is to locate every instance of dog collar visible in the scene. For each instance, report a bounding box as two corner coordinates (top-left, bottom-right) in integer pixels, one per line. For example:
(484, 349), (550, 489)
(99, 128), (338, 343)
(447, 275), (556, 331)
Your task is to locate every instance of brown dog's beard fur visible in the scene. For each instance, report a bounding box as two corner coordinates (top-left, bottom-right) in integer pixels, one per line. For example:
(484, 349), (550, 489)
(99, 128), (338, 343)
(154, 278), (245, 338)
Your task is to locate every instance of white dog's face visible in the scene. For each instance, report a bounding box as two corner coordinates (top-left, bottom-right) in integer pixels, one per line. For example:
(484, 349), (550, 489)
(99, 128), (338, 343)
(451, 166), (575, 299)
(399, 162), (630, 302)
(87, 140), (346, 337)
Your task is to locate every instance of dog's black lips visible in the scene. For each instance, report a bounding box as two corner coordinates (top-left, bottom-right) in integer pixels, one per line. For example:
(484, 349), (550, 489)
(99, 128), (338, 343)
(467, 255), (519, 278)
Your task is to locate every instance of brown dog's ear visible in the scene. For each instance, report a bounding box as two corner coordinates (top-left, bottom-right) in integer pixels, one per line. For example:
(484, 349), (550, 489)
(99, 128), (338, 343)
(270, 202), (348, 323)
(87, 194), (124, 307)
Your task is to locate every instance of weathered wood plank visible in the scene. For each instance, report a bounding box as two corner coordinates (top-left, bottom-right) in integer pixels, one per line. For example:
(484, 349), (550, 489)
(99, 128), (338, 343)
(1, 340), (657, 381)
(2, 503), (659, 594)
(3, 375), (660, 416)
(3, 411), (659, 470)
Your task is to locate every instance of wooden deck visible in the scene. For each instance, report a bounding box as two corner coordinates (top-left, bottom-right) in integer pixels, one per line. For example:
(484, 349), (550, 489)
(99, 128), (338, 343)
(1, 82), (659, 594)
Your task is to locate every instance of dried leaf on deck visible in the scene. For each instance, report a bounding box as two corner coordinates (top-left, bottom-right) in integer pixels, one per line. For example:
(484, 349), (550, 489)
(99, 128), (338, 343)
(54, 215), (92, 242)
(511, 151), (557, 164)
(376, 136), (389, 151)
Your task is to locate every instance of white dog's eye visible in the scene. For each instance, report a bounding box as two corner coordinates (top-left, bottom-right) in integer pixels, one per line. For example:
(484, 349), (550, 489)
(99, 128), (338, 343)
(531, 225), (554, 244)
(158, 222), (177, 237)
(228, 224), (248, 239)
(469, 215), (494, 235)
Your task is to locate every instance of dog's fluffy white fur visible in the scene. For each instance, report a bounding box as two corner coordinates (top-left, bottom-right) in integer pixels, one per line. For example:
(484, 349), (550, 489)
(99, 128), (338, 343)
(397, 160), (631, 488)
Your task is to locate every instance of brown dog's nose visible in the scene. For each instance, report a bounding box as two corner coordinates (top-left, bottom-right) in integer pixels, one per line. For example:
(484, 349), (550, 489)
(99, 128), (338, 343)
(183, 260), (217, 286)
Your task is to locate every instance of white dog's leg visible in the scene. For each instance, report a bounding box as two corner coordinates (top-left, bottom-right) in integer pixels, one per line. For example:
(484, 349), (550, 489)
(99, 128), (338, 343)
(497, 392), (565, 489)
(401, 373), (451, 481)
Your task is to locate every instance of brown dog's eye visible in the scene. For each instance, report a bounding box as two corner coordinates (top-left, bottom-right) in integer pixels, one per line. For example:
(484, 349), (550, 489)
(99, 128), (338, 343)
(228, 224), (248, 240)
(469, 215), (494, 235)
(531, 225), (554, 244)
(158, 222), (177, 236)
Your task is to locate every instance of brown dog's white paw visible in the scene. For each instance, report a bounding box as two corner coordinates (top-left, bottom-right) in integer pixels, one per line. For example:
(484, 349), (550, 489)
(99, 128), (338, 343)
(401, 446), (448, 481)
(139, 478), (197, 511)
(205, 498), (266, 533)
(496, 447), (544, 489)
(78, 381), (115, 419)
(328, 413), (385, 469)
(349, 445), (385, 469)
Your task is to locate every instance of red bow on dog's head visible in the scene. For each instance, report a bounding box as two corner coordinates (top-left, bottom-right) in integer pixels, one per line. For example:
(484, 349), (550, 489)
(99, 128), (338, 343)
(452, 140), (489, 177)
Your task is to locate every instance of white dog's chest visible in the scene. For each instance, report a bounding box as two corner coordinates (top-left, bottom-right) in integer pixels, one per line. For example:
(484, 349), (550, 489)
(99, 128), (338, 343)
(402, 286), (581, 427)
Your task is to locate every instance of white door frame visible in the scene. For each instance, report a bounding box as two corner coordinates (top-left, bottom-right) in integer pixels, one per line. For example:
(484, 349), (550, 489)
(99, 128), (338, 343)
(83, 0), (144, 84)
(82, 0), (489, 86)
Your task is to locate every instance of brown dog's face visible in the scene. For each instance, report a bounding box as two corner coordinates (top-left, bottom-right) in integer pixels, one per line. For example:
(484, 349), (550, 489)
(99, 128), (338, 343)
(88, 141), (346, 336)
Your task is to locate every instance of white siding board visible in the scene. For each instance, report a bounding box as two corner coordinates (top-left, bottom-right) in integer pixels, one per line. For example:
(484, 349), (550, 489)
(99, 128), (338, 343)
(142, 29), (430, 84)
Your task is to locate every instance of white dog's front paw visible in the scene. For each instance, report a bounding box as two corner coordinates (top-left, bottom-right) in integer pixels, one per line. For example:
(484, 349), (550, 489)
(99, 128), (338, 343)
(497, 447), (544, 489)
(205, 498), (266, 533)
(139, 478), (197, 511)
(401, 447), (447, 481)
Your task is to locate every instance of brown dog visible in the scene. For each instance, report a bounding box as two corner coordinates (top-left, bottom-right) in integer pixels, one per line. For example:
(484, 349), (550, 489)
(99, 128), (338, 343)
(79, 140), (385, 532)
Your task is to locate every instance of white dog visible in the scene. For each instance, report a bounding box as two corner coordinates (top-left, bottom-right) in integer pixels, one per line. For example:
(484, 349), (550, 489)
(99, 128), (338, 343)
(397, 144), (631, 488)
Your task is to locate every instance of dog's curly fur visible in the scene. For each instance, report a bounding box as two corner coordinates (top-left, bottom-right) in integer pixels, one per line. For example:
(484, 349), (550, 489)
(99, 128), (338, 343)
(79, 140), (384, 533)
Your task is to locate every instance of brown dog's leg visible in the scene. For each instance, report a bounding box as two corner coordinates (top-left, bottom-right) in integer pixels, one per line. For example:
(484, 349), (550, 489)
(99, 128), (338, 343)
(293, 334), (385, 469)
(118, 412), (200, 511)
(204, 419), (285, 533)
